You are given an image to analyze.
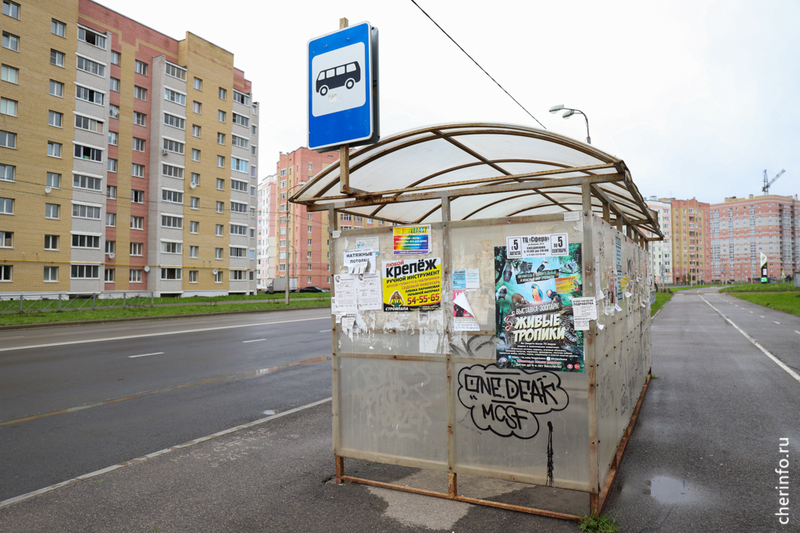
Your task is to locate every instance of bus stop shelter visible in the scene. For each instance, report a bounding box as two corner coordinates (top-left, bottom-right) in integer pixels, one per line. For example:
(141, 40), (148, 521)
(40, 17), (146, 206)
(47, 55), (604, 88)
(291, 123), (663, 520)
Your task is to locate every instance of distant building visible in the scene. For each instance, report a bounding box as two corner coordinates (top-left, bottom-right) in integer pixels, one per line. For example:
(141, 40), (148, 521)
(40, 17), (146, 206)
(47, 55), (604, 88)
(645, 198), (672, 285)
(0, 0), (258, 296)
(661, 198), (710, 284)
(256, 174), (276, 290)
(267, 147), (387, 289)
(710, 194), (800, 282)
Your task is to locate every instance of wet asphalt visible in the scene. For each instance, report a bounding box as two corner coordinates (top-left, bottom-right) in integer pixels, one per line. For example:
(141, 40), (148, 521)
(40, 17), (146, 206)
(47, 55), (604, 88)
(0, 287), (798, 532)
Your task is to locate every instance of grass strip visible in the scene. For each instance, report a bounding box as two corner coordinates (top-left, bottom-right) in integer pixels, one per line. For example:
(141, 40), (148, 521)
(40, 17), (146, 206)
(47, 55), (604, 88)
(727, 292), (800, 318)
(0, 298), (329, 327)
(651, 292), (672, 317)
(720, 282), (798, 294)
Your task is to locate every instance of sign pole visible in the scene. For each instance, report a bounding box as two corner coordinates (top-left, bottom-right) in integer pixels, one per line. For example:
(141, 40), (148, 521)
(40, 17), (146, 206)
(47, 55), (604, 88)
(337, 18), (351, 195)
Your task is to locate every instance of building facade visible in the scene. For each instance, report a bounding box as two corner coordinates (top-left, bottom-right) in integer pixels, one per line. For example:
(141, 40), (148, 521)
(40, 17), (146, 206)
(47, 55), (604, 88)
(664, 198), (710, 284)
(0, 0), (258, 296)
(710, 194), (800, 282)
(267, 146), (388, 290)
(256, 172), (276, 290)
(645, 198), (672, 286)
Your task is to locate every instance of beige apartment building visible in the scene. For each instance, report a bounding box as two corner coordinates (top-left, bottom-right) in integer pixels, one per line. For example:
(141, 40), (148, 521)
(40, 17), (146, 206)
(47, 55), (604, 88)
(0, 0), (258, 296)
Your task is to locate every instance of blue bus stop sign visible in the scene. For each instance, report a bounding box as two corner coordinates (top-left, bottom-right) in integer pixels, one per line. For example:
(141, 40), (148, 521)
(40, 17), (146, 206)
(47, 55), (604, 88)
(308, 22), (379, 151)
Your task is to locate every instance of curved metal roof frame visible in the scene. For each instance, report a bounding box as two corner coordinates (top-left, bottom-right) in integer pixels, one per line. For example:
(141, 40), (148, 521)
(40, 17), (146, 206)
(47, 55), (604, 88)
(291, 123), (662, 242)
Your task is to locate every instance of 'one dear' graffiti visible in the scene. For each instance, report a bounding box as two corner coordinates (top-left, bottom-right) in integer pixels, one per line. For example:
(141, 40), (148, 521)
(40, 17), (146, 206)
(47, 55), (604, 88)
(457, 364), (569, 439)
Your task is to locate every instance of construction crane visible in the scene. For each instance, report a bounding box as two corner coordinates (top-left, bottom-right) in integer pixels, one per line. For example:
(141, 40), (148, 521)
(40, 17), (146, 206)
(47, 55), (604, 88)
(762, 169), (785, 194)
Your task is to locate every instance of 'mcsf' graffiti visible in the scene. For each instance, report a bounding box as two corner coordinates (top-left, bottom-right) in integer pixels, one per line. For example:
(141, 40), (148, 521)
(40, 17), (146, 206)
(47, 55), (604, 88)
(457, 364), (569, 439)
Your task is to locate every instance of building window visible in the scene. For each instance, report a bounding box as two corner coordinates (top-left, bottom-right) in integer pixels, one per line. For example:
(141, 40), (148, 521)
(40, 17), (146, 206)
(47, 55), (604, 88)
(231, 157), (248, 173)
(192, 101), (201, 113)
(45, 203), (59, 218)
(108, 131), (117, 145)
(47, 141), (61, 158)
(1, 64), (18, 84)
(72, 203), (101, 220)
(110, 77), (119, 92)
(230, 247), (246, 258)
(191, 148), (200, 162)
(216, 201), (224, 213)
(130, 242), (143, 255)
(131, 189), (144, 203)
(105, 240), (115, 255)
(189, 270), (198, 283)
(163, 138), (184, 154)
(161, 214), (183, 229)
(74, 144), (102, 161)
(107, 158), (117, 172)
(217, 132), (225, 145)
(231, 134), (249, 148)
(73, 173), (102, 191)
(71, 265), (99, 279)
(189, 245), (198, 258)
(215, 224), (223, 236)
(133, 112), (146, 126)
(230, 201), (247, 213)
(232, 113), (249, 127)
(134, 85), (147, 100)
(215, 248), (223, 259)
(1, 97), (17, 116)
(190, 220), (199, 233)
(104, 268), (114, 282)
(230, 224), (247, 236)
(190, 196), (199, 210)
(193, 77), (202, 90)
(52, 19), (66, 37)
(162, 164), (183, 178)
(110, 50), (120, 65)
(233, 90), (250, 106)
(109, 104), (119, 119)
(218, 87), (227, 100)
(0, 164), (14, 181)
(165, 62), (186, 81)
(76, 85), (104, 105)
(3, 33), (19, 52)
(130, 269), (142, 283)
(46, 172), (61, 188)
(161, 189), (183, 204)
(218, 110), (226, 122)
(131, 216), (143, 230)
(49, 80), (64, 97)
(134, 60), (148, 76)
(132, 163), (145, 178)
(217, 155), (225, 167)
(216, 178), (224, 190)
(44, 266), (58, 281)
(106, 212), (115, 226)
(160, 242), (182, 254)
(214, 270), (223, 283)
(71, 234), (100, 248)
(76, 55), (105, 77)
(231, 179), (247, 192)
(132, 137), (145, 151)
(78, 26), (106, 49)
(164, 88), (186, 105)
(192, 124), (201, 137)
(75, 114), (103, 133)
(0, 230), (11, 247)
(164, 113), (185, 129)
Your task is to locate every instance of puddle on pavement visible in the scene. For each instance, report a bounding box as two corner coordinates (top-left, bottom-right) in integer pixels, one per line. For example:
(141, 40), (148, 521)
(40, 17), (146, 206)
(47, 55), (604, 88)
(645, 476), (703, 504)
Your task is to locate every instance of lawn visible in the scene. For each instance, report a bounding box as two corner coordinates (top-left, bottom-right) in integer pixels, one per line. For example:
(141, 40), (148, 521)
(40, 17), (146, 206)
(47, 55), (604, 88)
(726, 292), (800, 318)
(720, 282), (798, 293)
(651, 291), (672, 317)
(0, 298), (330, 327)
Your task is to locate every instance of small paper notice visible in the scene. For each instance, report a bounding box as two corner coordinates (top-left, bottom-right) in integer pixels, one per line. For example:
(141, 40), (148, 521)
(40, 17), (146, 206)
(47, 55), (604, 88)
(332, 274), (357, 314)
(564, 211), (581, 221)
(572, 297), (597, 331)
(356, 272), (382, 311)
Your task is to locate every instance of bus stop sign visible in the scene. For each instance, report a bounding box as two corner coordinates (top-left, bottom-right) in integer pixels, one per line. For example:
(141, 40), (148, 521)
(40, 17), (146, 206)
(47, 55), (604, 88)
(308, 22), (379, 151)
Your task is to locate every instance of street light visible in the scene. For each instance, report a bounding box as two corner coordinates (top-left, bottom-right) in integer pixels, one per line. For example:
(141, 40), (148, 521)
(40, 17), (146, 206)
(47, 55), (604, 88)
(549, 104), (591, 144)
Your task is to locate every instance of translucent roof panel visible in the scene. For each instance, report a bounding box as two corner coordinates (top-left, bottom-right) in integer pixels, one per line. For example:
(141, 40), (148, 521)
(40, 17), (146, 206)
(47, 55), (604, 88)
(293, 123), (661, 239)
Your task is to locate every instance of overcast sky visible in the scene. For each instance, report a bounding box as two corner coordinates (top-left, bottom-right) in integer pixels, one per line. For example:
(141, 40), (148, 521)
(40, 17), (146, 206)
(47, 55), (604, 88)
(100, 0), (798, 204)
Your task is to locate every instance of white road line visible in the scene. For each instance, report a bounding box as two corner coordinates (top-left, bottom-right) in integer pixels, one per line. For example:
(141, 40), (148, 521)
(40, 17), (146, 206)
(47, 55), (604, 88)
(761, 316), (765, 318)
(775, 321), (781, 325)
(319, 329), (330, 333)
(701, 296), (800, 385)
(242, 339), (266, 344)
(0, 316), (329, 353)
(795, 331), (800, 335)
(749, 311), (753, 314)
(0, 397), (332, 509)
(128, 352), (163, 359)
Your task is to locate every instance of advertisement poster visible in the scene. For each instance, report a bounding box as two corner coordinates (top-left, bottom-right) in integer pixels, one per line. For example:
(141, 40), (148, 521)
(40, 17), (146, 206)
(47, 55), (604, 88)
(393, 225), (431, 255)
(495, 242), (584, 372)
(382, 258), (441, 311)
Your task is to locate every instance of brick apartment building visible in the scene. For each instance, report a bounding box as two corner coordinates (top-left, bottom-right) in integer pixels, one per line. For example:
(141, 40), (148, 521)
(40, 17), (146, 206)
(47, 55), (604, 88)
(264, 146), (388, 290)
(645, 197), (672, 286)
(0, 0), (258, 297)
(710, 194), (800, 282)
(660, 198), (710, 284)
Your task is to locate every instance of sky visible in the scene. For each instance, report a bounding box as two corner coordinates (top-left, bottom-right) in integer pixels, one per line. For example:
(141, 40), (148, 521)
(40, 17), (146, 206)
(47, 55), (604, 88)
(99, 0), (799, 204)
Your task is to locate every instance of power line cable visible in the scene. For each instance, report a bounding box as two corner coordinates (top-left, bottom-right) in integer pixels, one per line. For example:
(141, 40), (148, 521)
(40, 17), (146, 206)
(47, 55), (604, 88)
(409, 0), (547, 129)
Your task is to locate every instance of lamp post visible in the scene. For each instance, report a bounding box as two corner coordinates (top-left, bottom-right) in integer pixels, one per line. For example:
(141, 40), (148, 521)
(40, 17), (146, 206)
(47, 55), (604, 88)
(549, 104), (591, 144)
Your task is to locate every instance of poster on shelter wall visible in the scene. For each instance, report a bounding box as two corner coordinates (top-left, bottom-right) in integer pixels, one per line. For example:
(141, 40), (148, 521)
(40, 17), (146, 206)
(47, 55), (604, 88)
(382, 258), (441, 312)
(495, 242), (584, 372)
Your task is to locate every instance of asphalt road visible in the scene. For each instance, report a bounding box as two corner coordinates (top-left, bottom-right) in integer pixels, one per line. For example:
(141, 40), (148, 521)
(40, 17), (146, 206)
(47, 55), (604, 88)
(0, 309), (333, 502)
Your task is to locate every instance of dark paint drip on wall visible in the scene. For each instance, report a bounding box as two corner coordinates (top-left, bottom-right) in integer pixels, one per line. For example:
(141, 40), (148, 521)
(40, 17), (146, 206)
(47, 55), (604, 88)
(546, 420), (554, 487)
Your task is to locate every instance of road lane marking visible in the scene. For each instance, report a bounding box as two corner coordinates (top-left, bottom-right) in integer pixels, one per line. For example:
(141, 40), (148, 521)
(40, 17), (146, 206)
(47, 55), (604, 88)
(243, 339), (266, 344)
(0, 397), (332, 509)
(774, 321), (781, 325)
(701, 296), (800, 385)
(0, 355), (331, 428)
(0, 316), (329, 353)
(749, 311), (753, 314)
(319, 329), (330, 333)
(128, 352), (163, 359)
(795, 331), (800, 335)
(760, 316), (765, 318)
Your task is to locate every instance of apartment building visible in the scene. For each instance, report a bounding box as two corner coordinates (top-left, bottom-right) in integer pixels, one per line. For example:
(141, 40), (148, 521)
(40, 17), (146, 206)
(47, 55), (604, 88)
(0, 0), (258, 296)
(256, 173), (276, 289)
(268, 146), (387, 290)
(645, 198), (672, 286)
(664, 198), (710, 284)
(710, 194), (799, 282)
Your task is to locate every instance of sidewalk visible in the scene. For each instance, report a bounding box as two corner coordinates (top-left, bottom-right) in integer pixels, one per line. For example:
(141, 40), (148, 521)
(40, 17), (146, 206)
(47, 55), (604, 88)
(1, 288), (797, 532)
